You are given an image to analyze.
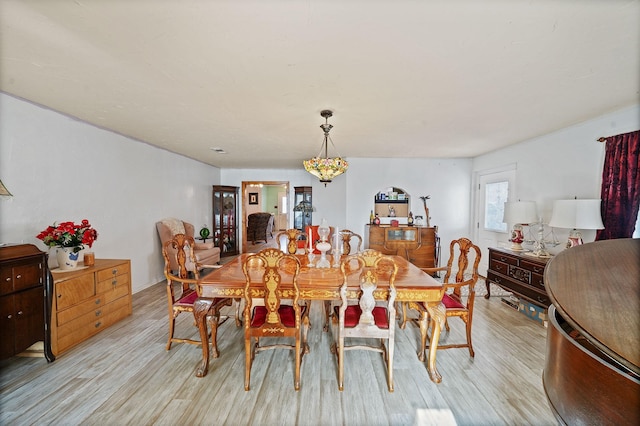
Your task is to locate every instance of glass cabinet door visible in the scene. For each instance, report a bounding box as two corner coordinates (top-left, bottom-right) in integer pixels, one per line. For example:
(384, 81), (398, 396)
(212, 185), (239, 256)
(293, 186), (312, 231)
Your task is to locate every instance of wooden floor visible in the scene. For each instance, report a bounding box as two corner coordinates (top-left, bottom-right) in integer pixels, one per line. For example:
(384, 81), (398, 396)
(0, 275), (557, 425)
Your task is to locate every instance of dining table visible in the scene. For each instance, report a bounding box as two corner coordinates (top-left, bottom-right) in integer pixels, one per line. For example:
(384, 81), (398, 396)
(193, 253), (447, 383)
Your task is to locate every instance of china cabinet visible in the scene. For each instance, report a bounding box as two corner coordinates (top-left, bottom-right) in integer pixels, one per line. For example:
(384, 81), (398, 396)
(293, 186), (312, 232)
(212, 185), (239, 256)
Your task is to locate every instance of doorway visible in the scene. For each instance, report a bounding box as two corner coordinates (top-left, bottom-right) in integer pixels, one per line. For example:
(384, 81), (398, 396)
(241, 181), (289, 253)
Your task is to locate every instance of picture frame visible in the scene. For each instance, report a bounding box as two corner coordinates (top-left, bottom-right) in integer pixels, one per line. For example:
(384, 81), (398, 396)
(249, 192), (258, 205)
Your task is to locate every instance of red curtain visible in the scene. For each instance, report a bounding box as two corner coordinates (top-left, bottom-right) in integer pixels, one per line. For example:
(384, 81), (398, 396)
(596, 130), (640, 240)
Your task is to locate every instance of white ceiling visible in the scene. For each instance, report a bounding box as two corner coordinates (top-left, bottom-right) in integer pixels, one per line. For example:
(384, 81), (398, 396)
(1, 0), (638, 169)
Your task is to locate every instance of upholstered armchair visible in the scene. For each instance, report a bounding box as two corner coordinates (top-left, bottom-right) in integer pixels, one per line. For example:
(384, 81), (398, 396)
(246, 212), (274, 244)
(156, 218), (221, 272)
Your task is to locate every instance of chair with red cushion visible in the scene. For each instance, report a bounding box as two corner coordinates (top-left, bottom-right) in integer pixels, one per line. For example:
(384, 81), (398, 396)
(241, 248), (309, 391)
(401, 237), (481, 358)
(162, 234), (232, 352)
(330, 249), (398, 392)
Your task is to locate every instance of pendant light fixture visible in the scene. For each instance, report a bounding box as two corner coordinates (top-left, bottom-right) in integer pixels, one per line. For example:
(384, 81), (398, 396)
(303, 110), (348, 186)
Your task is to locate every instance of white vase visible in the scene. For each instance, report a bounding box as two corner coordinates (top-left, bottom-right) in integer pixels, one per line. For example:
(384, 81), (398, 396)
(56, 246), (81, 270)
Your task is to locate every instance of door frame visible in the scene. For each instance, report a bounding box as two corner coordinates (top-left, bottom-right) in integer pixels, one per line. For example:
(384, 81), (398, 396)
(241, 181), (289, 253)
(472, 164), (517, 274)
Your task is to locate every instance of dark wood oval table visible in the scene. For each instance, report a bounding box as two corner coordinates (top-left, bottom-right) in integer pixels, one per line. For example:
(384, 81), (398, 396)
(543, 238), (640, 425)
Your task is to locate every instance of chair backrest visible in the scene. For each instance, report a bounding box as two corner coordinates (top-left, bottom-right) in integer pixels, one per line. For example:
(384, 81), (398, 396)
(277, 229), (304, 254)
(242, 248), (301, 332)
(442, 238), (481, 299)
(157, 219), (197, 271)
(339, 249), (398, 327)
(162, 234), (200, 281)
(340, 229), (363, 255)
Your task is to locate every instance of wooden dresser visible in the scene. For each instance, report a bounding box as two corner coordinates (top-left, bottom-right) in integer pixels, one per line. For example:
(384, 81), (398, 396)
(485, 247), (551, 307)
(51, 259), (132, 356)
(0, 244), (53, 361)
(365, 225), (439, 269)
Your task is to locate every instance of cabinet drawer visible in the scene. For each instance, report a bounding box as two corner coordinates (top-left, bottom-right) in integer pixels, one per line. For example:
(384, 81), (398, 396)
(96, 263), (129, 282)
(531, 272), (545, 289)
(488, 271), (549, 307)
(57, 294), (105, 326)
(489, 259), (509, 275)
(0, 262), (42, 295)
(491, 251), (518, 266)
(96, 273), (130, 294)
(56, 298), (131, 353)
(57, 294), (130, 339)
(522, 259), (545, 275)
(56, 275), (96, 310)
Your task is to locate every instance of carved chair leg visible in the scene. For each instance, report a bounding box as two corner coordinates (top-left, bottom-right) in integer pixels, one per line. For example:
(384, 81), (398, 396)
(338, 336), (345, 391)
(166, 315), (176, 350)
(208, 311), (220, 359)
(244, 335), (252, 391)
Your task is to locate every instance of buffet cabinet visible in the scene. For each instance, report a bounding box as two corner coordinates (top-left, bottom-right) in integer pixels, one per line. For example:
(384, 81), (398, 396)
(51, 259), (132, 356)
(365, 225), (439, 269)
(0, 244), (48, 360)
(485, 247), (551, 307)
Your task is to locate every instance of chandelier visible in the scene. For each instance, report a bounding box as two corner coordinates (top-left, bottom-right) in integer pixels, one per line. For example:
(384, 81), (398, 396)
(303, 110), (348, 186)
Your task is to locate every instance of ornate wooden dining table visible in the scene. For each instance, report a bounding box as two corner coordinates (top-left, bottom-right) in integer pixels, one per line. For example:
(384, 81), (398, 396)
(194, 253), (447, 382)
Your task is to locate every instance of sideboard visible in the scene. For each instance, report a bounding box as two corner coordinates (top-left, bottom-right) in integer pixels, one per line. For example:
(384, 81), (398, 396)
(50, 259), (132, 356)
(485, 247), (551, 308)
(365, 225), (439, 269)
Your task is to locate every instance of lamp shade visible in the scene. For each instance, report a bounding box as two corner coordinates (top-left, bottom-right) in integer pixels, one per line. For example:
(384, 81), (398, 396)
(503, 201), (538, 225)
(548, 199), (604, 230)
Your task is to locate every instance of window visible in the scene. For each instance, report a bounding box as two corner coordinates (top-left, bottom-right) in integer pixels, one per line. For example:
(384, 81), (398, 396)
(484, 181), (509, 232)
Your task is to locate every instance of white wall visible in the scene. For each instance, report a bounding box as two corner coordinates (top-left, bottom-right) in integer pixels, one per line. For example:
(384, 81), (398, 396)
(4, 93), (636, 293)
(472, 105), (640, 253)
(0, 94), (221, 293)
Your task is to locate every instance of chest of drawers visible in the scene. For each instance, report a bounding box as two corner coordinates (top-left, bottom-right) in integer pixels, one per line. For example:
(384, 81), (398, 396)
(485, 247), (551, 308)
(51, 259), (131, 355)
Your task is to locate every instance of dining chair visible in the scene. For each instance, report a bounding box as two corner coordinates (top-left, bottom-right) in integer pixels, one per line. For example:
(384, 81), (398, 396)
(241, 248), (309, 391)
(339, 229), (363, 255)
(162, 234), (232, 352)
(277, 228), (306, 254)
(401, 237), (481, 357)
(330, 249), (399, 392)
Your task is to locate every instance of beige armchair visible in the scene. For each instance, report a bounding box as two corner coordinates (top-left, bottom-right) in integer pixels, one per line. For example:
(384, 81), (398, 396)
(156, 218), (220, 271)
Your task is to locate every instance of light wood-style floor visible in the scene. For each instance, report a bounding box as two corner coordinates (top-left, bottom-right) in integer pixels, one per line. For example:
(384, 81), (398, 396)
(1, 275), (557, 425)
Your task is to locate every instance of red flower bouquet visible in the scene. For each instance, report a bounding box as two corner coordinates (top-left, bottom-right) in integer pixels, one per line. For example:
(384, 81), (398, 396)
(36, 219), (99, 253)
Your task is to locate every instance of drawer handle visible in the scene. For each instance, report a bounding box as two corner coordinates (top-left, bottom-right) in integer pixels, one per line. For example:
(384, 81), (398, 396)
(7, 314), (12, 319)
(16, 274), (22, 279)
(17, 310), (23, 315)
(112, 269), (118, 275)
(533, 267), (543, 273)
(112, 279), (117, 285)
(95, 321), (102, 328)
(5, 277), (10, 282)
(95, 310), (102, 316)
(499, 257), (507, 262)
(537, 296), (546, 302)
(95, 298), (101, 305)
(57, 294), (62, 298)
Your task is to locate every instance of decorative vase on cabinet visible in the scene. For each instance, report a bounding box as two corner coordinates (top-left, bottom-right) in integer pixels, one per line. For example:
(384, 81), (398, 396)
(55, 247), (81, 270)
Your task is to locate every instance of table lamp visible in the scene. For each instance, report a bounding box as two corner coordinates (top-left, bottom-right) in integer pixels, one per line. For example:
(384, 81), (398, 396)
(548, 199), (604, 248)
(503, 201), (538, 251)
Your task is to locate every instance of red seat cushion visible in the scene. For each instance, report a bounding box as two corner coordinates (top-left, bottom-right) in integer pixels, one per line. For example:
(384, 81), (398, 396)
(251, 304), (305, 327)
(442, 293), (465, 309)
(176, 290), (199, 305)
(335, 305), (389, 329)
